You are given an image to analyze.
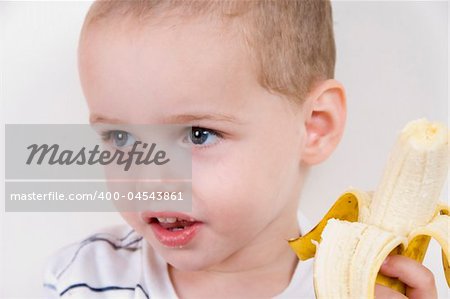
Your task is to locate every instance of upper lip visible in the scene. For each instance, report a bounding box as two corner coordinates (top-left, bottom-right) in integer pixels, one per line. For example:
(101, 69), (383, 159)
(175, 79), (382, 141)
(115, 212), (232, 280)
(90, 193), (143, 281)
(141, 211), (198, 223)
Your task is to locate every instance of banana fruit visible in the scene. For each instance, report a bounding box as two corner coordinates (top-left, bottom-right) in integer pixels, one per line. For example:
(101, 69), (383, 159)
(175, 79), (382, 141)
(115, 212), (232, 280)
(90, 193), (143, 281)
(288, 118), (449, 298)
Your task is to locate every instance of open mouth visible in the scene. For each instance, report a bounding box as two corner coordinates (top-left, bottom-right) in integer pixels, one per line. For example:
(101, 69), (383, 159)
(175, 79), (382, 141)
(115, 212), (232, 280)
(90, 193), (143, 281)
(142, 212), (202, 247)
(148, 217), (197, 232)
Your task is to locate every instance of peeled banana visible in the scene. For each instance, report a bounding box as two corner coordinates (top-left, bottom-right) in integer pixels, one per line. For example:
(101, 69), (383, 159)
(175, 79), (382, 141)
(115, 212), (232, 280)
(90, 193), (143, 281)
(288, 118), (449, 298)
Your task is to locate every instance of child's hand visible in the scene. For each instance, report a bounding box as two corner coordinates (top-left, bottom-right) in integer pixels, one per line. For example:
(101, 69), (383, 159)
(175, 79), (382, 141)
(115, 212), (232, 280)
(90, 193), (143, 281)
(375, 255), (437, 299)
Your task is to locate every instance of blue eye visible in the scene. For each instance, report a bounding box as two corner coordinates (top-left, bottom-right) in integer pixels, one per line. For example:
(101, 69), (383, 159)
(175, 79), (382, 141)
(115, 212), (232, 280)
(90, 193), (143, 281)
(102, 130), (136, 148)
(186, 127), (220, 147)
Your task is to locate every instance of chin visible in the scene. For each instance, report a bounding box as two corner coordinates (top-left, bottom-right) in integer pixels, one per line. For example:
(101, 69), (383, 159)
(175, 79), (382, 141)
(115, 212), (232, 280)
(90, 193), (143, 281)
(158, 247), (222, 272)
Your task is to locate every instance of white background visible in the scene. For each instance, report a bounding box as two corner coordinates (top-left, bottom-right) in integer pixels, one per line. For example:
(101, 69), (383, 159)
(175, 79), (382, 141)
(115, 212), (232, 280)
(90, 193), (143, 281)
(1, 1), (448, 298)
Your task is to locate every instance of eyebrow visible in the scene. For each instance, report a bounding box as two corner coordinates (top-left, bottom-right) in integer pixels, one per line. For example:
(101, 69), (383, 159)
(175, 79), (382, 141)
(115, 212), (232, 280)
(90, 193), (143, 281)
(89, 113), (243, 124)
(89, 114), (123, 124)
(162, 113), (242, 124)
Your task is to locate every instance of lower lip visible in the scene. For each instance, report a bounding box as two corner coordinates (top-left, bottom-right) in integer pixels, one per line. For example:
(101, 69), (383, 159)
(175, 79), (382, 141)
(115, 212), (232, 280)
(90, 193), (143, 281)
(149, 222), (202, 247)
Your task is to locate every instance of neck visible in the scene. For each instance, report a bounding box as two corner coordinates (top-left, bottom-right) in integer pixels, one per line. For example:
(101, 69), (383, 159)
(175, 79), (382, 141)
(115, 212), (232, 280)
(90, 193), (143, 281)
(169, 200), (302, 298)
(169, 246), (299, 299)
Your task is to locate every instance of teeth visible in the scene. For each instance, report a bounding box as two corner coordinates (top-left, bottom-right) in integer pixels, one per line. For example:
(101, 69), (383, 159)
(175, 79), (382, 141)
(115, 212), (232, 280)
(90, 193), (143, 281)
(157, 217), (177, 223)
(154, 216), (196, 223)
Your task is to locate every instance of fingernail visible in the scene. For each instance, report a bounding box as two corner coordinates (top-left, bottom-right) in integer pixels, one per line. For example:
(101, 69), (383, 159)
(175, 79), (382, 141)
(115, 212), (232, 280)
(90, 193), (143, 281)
(382, 256), (390, 266)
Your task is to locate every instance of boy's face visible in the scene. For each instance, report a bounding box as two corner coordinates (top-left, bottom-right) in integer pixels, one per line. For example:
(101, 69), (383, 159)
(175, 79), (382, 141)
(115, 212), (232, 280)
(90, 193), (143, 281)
(79, 17), (309, 271)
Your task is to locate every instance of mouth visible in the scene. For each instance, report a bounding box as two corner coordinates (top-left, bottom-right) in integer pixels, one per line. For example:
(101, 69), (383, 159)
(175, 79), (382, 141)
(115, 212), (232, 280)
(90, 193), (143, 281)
(149, 217), (197, 231)
(142, 212), (202, 247)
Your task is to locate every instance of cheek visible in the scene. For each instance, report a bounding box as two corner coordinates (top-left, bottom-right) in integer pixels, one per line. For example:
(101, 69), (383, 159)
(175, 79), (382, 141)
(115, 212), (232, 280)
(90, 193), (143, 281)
(119, 212), (146, 234)
(192, 156), (277, 229)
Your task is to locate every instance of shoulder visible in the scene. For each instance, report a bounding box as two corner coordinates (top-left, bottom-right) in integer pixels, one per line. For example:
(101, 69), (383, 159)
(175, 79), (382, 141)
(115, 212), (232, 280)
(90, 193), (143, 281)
(43, 224), (149, 298)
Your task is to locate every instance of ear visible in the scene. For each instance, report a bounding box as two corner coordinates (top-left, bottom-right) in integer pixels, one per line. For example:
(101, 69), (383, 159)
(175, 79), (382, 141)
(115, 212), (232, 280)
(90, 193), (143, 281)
(300, 79), (347, 166)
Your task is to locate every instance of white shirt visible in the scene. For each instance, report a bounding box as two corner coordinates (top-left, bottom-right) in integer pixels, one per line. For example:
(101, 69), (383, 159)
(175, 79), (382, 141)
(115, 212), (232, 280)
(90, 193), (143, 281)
(43, 212), (315, 298)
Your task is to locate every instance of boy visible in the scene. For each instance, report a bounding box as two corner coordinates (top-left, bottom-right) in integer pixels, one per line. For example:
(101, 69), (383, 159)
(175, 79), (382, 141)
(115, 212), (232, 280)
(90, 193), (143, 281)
(44, 0), (437, 298)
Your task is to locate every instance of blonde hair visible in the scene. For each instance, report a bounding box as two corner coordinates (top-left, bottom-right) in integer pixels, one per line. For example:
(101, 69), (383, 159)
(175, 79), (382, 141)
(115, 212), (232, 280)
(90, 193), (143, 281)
(82, 0), (336, 104)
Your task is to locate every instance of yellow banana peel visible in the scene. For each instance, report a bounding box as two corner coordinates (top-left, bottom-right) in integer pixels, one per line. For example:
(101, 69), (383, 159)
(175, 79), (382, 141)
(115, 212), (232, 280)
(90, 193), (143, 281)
(288, 118), (449, 298)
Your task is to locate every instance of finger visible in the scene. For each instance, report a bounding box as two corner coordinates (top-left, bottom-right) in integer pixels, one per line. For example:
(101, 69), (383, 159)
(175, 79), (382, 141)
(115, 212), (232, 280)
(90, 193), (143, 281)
(375, 284), (407, 299)
(379, 255), (437, 299)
